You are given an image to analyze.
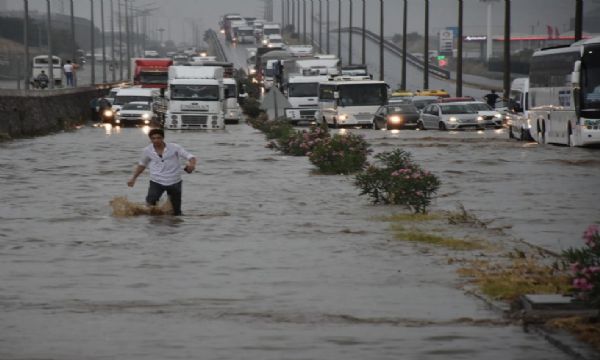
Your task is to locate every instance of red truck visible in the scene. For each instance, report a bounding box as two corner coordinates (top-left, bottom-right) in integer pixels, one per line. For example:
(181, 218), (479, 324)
(131, 58), (173, 88)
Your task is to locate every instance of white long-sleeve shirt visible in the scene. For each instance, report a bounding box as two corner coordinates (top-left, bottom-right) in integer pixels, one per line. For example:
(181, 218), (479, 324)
(139, 142), (195, 186)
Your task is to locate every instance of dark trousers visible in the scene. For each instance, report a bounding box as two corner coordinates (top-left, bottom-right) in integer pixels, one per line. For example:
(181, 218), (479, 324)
(146, 180), (183, 215)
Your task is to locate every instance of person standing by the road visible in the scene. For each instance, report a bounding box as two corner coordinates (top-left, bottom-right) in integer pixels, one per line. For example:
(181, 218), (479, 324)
(484, 89), (500, 109)
(127, 129), (196, 216)
(63, 60), (74, 87)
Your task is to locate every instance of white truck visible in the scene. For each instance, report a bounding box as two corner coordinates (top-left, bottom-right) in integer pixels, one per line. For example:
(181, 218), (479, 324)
(163, 66), (225, 130)
(284, 75), (329, 125)
(223, 78), (242, 124)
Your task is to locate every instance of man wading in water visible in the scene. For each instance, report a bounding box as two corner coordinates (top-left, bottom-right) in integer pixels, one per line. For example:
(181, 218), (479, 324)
(127, 129), (196, 216)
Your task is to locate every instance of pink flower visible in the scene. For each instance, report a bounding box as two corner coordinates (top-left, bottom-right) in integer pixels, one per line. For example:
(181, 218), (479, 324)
(583, 224), (599, 246)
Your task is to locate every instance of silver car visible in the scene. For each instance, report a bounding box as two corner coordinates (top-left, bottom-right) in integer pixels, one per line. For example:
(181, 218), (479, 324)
(418, 103), (485, 131)
(114, 101), (157, 127)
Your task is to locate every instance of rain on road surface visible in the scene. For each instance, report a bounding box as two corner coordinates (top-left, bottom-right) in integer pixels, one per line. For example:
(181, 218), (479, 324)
(1, 122), (597, 359)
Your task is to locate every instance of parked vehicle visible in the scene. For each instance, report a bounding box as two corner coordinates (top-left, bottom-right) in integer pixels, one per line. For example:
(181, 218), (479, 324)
(31, 55), (62, 87)
(506, 77), (533, 141)
(114, 101), (157, 127)
(372, 103), (420, 130)
(418, 103), (485, 130)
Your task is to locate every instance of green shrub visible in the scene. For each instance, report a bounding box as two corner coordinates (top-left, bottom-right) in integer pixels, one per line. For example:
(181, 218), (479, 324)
(354, 149), (441, 213)
(308, 132), (371, 174)
(268, 124), (330, 156)
(242, 97), (262, 118)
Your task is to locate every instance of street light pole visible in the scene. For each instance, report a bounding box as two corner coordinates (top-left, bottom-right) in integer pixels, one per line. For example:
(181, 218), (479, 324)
(24, 0), (30, 90)
(379, 0), (384, 81)
(326, 0), (330, 53)
(70, 0), (75, 67)
(118, 0), (123, 80)
(318, 0), (322, 52)
(311, 0), (314, 46)
(125, 0), (130, 81)
(575, 0), (583, 41)
(401, 0), (407, 90)
(46, 0), (55, 89)
(90, 0), (95, 86)
(303, 0), (306, 43)
(101, 0), (106, 83)
(111, 0), (115, 82)
(361, 0), (365, 65)
(503, 0), (511, 99)
(457, 0), (463, 97)
(337, 0), (341, 61)
(348, 0), (352, 65)
(423, 0), (429, 90)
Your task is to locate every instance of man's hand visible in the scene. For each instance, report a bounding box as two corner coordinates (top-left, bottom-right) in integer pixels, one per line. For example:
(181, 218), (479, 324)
(127, 178), (136, 187)
(184, 164), (195, 173)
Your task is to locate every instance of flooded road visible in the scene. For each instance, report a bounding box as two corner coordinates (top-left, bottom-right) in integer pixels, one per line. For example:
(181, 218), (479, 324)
(0, 123), (597, 359)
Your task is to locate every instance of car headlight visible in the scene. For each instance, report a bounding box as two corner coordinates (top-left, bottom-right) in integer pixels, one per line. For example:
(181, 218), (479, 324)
(449, 117), (457, 122)
(103, 110), (113, 117)
(262, 39), (268, 45)
(388, 115), (401, 124)
(477, 116), (484, 121)
(339, 114), (348, 121)
(144, 119), (150, 124)
(142, 113), (150, 119)
(115, 119), (120, 124)
(494, 113), (502, 119)
(249, 68), (256, 74)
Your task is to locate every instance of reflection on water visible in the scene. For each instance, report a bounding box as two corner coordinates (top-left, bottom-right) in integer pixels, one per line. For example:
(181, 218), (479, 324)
(0, 124), (595, 359)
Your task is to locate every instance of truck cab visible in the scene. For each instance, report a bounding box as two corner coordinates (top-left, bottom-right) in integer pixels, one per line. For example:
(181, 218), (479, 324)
(223, 78), (242, 124)
(284, 75), (329, 124)
(131, 58), (173, 89)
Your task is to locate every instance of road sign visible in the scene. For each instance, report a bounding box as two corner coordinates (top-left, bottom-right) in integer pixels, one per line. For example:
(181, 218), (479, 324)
(439, 30), (454, 55)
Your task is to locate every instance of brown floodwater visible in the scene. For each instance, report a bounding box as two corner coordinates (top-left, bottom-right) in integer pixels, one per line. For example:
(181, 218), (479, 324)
(0, 123), (596, 359)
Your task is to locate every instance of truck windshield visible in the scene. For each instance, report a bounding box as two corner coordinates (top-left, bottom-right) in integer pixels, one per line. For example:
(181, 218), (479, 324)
(170, 85), (219, 101)
(140, 72), (168, 84)
(263, 28), (280, 36)
(288, 83), (318, 97)
(338, 84), (387, 107)
(582, 45), (600, 116)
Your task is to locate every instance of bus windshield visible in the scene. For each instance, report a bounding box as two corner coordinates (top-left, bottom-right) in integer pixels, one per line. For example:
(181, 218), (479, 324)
(338, 84), (387, 107)
(288, 82), (318, 97)
(582, 46), (600, 113)
(170, 84), (219, 101)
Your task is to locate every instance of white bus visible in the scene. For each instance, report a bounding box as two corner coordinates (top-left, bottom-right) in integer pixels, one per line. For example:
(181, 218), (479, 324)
(529, 37), (600, 146)
(32, 55), (62, 86)
(318, 80), (388, 128)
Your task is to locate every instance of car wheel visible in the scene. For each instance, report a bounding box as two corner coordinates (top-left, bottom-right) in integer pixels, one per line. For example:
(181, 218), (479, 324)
(417, 121), (425, 130)
(508, 127), (515, 139)
(438, 122), (447, 131)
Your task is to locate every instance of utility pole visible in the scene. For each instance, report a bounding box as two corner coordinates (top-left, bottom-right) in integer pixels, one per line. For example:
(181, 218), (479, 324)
(303, 0), (306, 43)
(118, 0), (123, 80)
(326, 0), (330, 53)
(401, 0), (407, 90)
(318, 0), (322, 52)
(24, 0), (30, 90)
(101, 0), (106, 83)
(311, 0), (314, 46)
(457, 0), (463, 97)
(337, 0), (341, 62)
(111, 0), (115, 82)
(90, 0), (95, 86)
(47, 0), (55, 89)
(503, 0), (510, 99)
(361, 0), (365, 65)
(70, 0), (75, 67)
(348, 0), (352, 65)
(379, 0), (383, 81)
(423, 0), (429, 90)
(125, 0), (130, 81)
(575, 0), (583, 41)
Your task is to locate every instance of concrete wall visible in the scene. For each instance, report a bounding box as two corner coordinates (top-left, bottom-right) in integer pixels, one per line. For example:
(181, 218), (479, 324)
(0, 86), (111, 139)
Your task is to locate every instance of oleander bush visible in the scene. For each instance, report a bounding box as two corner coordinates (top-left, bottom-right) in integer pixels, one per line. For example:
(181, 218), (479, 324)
(267, 124), (330, 156)
(354, 149), (441, 214)
(563, 225), (600, 308)
(308, 132), (371, 174)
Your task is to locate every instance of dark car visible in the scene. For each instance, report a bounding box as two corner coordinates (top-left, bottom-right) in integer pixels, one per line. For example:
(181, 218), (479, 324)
(373, 104), (420, 130)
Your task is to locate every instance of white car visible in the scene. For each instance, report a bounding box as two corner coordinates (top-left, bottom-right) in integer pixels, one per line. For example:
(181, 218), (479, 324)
(462, 101), (505, 129)
(114, 101), (157, 127)
(263, 34), (285, 49)
(418, 102), (485, 131)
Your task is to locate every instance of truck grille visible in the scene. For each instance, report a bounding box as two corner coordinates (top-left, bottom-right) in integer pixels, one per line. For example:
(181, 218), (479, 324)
(182, 115), (208, 125)
(300, 110), (317, 116)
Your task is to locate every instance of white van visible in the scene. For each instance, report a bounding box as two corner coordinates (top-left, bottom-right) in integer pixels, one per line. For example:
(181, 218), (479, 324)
(223, 78), (242, 124)
(112, 87), (158, 113)
(506, 77), (533, 141)
(32, 55), (62, 86)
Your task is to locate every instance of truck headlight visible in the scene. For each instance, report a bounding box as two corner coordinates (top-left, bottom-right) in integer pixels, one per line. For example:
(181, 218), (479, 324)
(144, 119), (150, 124)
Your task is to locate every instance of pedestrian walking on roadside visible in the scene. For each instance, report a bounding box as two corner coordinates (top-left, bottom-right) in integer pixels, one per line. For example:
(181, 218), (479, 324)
(127, 129), (196, 216)
(484, 89), (500, 109)
(63, 60), (74, 87)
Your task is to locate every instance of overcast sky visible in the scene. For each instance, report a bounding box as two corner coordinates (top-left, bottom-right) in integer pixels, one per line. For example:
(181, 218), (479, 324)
(13, 0), (600, 44)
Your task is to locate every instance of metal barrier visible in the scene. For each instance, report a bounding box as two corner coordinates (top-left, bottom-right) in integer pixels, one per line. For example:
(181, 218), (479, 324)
(206, 29), (228, 62)
(338, 27), (451, 80)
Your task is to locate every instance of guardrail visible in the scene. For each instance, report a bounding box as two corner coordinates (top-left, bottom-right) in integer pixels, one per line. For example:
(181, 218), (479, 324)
(338, 27), (451, 80)
(206, 29), (228, 62)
